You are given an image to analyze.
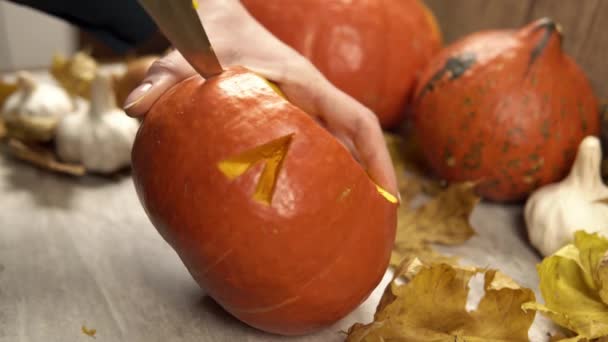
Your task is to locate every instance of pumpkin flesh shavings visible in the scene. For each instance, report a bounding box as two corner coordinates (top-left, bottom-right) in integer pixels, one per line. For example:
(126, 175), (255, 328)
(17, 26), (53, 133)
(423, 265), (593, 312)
(346, 258), (536, 341)
(523, 231), (608, 341)
(385, 133), (479, 266)
(81, 325), (96, 338)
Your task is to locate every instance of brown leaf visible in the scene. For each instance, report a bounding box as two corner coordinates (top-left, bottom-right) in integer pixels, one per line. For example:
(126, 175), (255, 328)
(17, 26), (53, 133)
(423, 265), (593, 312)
(5, 138), (85, 176)
(384, 133), (422, 202)
(0, 118), (6, 140)
(50, 51), (97, 99)
(346, 259), (535, 342)
(391, 182), (479, 267)
(384, 133), (445, 202)
(0, 80), (17, 109)
(384, 133), (477, 266)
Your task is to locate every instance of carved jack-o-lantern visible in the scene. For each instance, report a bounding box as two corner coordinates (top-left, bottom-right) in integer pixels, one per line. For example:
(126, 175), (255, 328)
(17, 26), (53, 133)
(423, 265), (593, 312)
(131, 67), (397, 335)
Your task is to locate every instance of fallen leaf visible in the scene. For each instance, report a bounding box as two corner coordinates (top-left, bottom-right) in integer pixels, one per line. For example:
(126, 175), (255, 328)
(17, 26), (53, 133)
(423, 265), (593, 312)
(50, 51), (97, 98)
(346, 259), (535, 341)
(391, 182), (478, 266)
(81, 325), (96, 338)
(5, 138), (85, 176)
(0, 118), (6, 140)
(0, 80), (17, 109)
(384, 133), (445, 202)
(385, 133), (422, 202)
(384, 133), (477, 266)
(523, 231), (608, 341)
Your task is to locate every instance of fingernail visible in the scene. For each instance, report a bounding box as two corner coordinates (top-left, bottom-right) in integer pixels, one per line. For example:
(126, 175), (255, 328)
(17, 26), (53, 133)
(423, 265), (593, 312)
(124, 82), (152, 110)
(397, 192), (402, 204)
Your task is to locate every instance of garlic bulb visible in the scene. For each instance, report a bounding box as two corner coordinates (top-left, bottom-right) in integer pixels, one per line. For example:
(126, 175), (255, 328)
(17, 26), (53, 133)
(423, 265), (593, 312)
(525, 136), (608, 256)
(1, 71), (74, 142)
(55, 71), (140, 174)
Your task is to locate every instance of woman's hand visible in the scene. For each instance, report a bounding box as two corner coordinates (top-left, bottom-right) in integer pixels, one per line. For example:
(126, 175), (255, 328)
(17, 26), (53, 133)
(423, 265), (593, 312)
(123, 0), (398, 200)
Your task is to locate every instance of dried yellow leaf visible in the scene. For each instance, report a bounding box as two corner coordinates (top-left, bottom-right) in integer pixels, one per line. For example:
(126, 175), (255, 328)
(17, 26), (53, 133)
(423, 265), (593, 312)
(0, 80), (17, 109)
(0, 80), (16, 139)
(385, 133), (445, 202)
(0, 118), (6, 140)
(50, 51), (97, 98)
(346, 259), (535, 341)
(384, 133), (477, 266)
(523, 231), (608, 341)
(391, 182), (478, 266)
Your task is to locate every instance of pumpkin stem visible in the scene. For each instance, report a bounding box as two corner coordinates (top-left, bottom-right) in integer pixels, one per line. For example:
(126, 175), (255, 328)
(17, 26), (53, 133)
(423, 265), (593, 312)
(526, 17), (563, 72)
(90, 71), (118, 117)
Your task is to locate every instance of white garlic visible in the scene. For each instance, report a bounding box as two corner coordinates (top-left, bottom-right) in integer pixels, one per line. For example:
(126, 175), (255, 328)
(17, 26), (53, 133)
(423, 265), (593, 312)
(1, 71), (74, 141)
(525, 136), (608, 256)
(55, 71), (140, 174)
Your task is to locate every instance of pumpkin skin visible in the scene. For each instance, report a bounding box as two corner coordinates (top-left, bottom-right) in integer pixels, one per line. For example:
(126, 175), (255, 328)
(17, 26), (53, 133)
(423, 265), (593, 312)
(411, 18), (600, 202)
(241, 0), (442, 128)
(131, 67), (397, 335)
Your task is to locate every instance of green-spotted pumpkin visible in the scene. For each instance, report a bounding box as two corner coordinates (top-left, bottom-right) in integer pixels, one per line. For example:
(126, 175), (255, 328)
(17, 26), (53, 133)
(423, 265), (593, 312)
(411, 18), (600, 202)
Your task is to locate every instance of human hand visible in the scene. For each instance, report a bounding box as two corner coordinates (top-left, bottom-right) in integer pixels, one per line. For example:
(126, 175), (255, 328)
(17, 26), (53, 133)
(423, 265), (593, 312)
(124, 0), (398, 199)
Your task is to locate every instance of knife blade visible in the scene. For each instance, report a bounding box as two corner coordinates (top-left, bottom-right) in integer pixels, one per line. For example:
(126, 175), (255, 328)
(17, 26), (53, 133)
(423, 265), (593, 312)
(137, 0), (224, 79)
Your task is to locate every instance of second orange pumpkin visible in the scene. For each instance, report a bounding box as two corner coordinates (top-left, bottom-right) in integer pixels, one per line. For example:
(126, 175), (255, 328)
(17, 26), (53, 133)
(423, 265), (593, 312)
(412, 19), (600, 202)
(242, 0), (442, 128)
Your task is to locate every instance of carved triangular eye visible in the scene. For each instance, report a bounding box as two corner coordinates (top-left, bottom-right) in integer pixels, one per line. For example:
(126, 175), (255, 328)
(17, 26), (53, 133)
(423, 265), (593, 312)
(218, 134), (294, 205)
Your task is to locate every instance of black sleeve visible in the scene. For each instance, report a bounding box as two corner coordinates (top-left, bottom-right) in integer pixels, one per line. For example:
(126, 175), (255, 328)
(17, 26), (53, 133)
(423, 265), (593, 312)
(5, 0), (159, 54)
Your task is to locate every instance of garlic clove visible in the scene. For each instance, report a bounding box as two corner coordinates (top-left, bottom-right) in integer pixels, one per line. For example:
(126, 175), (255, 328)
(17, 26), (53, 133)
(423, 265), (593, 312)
(55, 70), (140, 174)
(89, 71), (119, 116)
(1, 71), (76, 142)
(525, 135), (608, 256)
(564, 136), (608, 199)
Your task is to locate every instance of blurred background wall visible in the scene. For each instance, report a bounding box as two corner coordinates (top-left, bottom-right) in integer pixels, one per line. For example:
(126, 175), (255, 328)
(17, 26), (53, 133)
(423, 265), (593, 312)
(0, 1), (75, 71)
(0, 0), (606, 98)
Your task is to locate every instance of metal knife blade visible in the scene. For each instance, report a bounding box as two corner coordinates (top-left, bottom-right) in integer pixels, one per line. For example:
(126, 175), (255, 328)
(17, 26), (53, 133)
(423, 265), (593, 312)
(137, 0), (224, 79)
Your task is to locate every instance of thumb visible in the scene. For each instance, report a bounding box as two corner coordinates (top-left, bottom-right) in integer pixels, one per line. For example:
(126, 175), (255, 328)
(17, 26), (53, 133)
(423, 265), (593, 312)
(123, 50), (197, 117)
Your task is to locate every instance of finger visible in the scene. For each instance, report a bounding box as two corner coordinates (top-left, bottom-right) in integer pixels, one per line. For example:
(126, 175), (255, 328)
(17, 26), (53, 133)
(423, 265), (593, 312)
(317, 89), (399, 200)
(123, 50), (197, 117)
(329, 129), (361, 163)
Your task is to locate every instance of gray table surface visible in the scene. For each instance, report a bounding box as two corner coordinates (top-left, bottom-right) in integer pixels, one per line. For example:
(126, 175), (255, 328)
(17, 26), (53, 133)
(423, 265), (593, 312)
(0, 72), (557, 342)
(0, 151), (560, 342)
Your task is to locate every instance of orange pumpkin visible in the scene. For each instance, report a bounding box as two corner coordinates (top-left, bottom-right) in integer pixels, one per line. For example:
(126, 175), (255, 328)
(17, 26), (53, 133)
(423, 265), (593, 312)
(411, 18), (600, 202)
(241, 0), (442, 128)
(131, 67), (397, 335)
